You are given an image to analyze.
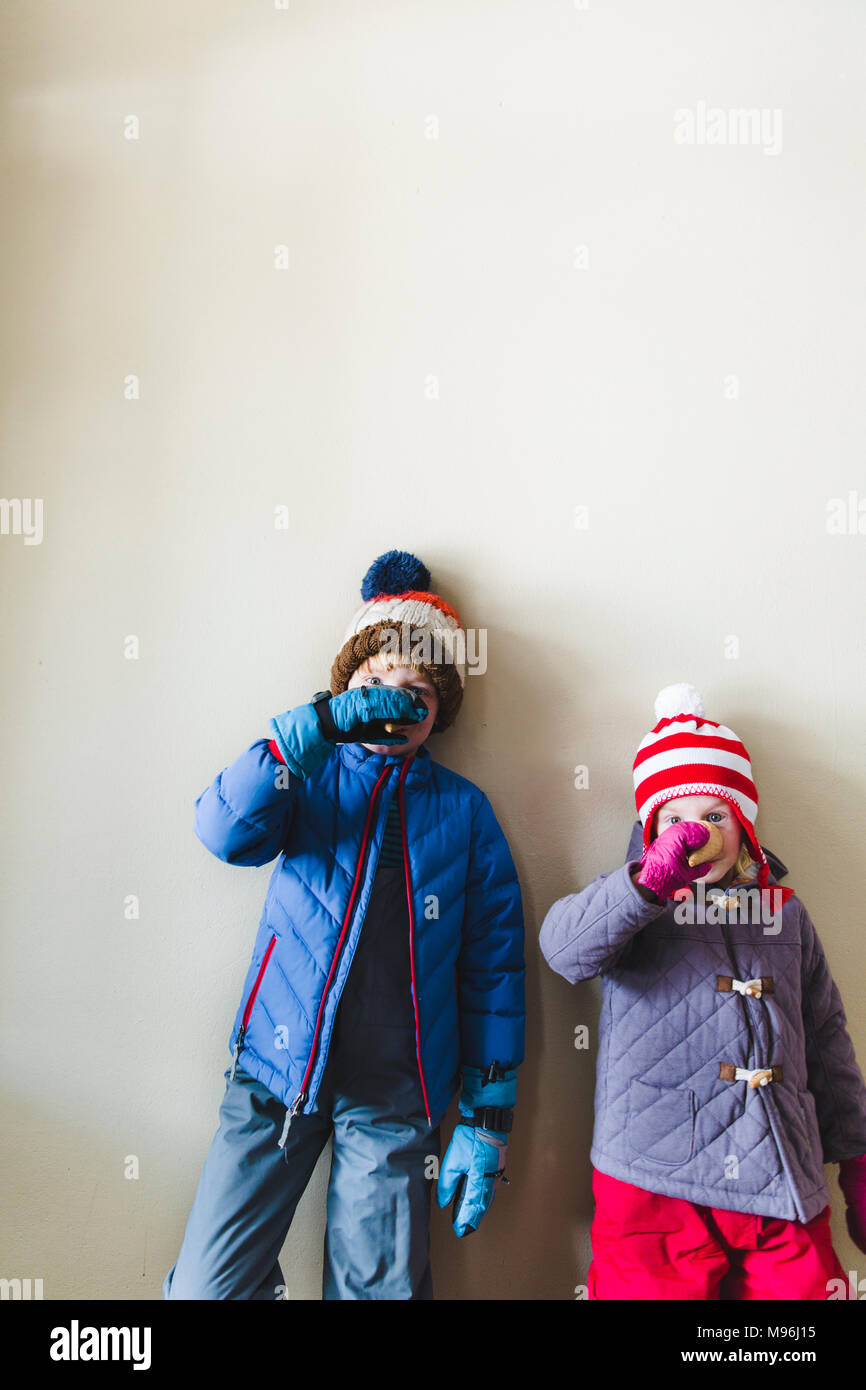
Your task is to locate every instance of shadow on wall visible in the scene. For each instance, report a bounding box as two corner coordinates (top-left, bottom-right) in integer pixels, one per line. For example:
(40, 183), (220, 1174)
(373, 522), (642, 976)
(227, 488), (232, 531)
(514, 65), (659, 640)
(431, 617), (599, 1298)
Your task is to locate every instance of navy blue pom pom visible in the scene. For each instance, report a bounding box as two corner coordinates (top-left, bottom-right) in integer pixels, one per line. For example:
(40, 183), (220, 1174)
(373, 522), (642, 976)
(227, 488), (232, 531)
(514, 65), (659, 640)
(361, 550), (431, 600)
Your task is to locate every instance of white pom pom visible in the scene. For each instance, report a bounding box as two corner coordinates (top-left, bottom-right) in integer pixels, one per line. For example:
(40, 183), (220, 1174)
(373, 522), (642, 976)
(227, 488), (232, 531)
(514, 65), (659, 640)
(654, 683), (705, 722)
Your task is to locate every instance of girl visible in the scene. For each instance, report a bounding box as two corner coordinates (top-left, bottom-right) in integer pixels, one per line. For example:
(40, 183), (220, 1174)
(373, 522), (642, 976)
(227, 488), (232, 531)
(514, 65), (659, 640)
(540, 683), (866, 1300)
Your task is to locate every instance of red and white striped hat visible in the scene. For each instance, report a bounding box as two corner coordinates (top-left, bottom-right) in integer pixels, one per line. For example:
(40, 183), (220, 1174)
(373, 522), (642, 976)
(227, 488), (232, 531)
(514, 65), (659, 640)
(633, 683), (771, 890)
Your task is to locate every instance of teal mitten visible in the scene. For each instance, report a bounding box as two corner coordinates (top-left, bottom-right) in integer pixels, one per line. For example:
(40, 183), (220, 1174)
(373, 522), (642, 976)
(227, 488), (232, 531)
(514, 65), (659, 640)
(436, 1063), (516, 1237)
(269, 687), (427, 780)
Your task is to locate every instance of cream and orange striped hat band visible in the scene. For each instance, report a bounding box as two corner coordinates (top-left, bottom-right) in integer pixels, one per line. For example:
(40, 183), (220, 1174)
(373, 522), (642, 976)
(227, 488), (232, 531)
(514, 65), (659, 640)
(633, 683), (771, 890)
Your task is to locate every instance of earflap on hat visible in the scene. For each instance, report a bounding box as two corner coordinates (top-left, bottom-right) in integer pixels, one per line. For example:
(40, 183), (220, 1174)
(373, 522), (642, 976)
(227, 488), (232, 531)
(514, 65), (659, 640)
(725, 797), (769, 888)
(723, 798), (794, 907)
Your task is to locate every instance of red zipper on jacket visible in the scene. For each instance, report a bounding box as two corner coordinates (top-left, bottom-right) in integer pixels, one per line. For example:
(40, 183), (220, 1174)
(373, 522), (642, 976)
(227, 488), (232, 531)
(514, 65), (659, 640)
(286, 762), (392, 1120)
(230, 932), (278, 1079)
(398, 755), (432, 1126)
(243, 935), (278, 1028)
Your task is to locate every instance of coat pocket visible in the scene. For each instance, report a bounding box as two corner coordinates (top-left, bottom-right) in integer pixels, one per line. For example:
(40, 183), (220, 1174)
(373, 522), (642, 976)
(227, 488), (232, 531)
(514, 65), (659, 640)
(796, 1087), (821, 1163)
(230, 933), (278, 1079)
(242, 934), (278, 1031)
(626, 1078), (696, 1166)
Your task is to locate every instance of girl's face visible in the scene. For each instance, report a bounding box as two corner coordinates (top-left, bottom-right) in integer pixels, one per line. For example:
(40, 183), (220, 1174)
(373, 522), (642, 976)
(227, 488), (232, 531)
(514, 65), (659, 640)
(653, 794), (744, 886)
(347, 655), (439, 756)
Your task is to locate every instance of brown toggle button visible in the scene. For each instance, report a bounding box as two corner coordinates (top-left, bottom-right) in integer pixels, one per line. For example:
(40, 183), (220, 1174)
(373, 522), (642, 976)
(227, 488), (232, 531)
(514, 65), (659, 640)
(718, 1063), (784, 1085)
(716, 975), (775, 997)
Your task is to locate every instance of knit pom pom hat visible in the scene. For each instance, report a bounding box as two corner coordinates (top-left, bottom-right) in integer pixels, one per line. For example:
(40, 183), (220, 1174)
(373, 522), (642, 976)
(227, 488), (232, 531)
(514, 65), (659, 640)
(633, 683), (793, 903)
(329, 549), (465, 732)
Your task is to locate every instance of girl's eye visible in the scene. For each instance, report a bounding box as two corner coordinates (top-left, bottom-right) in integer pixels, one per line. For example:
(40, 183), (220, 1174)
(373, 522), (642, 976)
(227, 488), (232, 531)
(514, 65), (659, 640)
(667, 817), (680, 824)
(366, 676), (382, 686)
(707, 812), (723, 822)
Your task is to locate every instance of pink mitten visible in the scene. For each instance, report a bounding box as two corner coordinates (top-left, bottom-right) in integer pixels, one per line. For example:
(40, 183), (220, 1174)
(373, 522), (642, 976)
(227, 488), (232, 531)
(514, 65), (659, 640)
(636, 821), (713, 900)
(839, 1154), (866, 1255)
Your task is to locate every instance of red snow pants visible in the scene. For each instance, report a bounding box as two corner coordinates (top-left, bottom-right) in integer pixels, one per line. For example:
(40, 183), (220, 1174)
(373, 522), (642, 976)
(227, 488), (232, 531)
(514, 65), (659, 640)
(587, 1168), (846, 1300)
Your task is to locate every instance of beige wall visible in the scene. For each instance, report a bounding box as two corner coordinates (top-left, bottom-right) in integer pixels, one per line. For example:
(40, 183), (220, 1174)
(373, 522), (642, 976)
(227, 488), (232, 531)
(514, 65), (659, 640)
(2, 0), (865, 1300)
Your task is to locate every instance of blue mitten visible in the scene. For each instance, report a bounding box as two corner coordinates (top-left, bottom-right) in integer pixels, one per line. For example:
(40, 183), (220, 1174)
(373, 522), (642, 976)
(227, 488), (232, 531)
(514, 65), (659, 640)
(437, 1063), (516, 1237)
(269, 687), (427, 780)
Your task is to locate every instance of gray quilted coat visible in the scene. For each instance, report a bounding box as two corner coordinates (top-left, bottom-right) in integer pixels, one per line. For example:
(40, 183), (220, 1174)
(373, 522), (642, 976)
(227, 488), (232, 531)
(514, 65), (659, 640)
(539, 822), (866, 1222)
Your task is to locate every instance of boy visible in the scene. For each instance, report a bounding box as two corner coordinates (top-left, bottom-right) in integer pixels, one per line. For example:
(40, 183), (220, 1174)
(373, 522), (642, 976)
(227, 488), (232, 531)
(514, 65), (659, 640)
(163, 550), (525, 1299)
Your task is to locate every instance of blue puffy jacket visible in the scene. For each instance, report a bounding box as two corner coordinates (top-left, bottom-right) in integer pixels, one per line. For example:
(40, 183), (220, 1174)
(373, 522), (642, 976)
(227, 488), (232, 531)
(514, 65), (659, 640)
(193, 735), (526, 1128)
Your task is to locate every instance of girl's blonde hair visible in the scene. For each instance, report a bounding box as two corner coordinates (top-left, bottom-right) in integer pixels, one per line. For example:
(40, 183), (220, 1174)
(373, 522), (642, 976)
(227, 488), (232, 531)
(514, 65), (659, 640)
(732, 840), (757, 883)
